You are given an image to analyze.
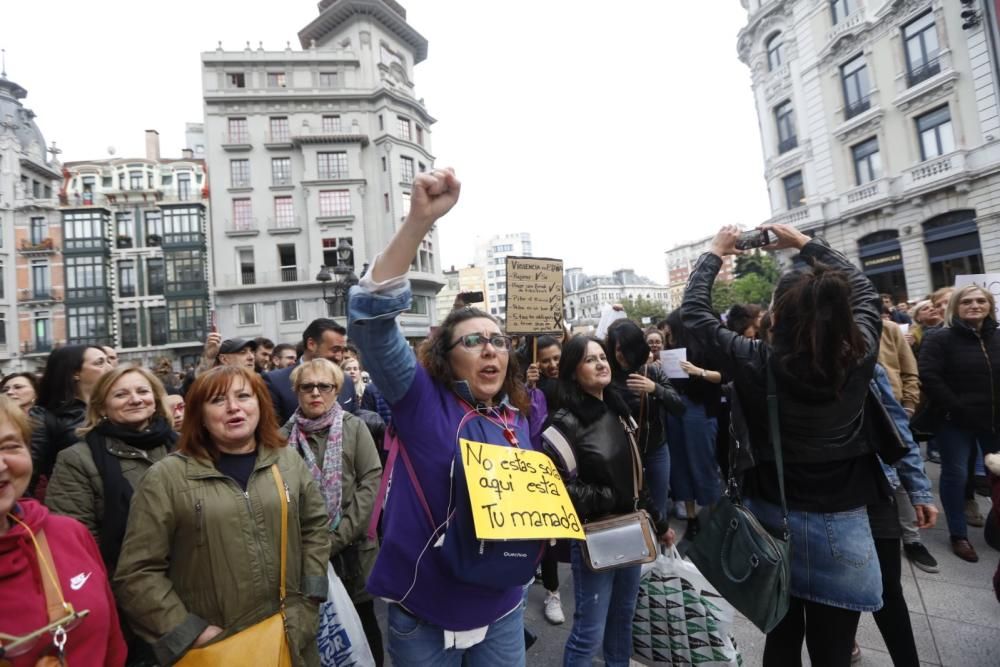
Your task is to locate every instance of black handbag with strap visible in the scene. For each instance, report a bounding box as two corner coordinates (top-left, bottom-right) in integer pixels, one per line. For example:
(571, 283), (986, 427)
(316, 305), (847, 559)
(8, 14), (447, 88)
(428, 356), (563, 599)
(687, 366), (791, 634)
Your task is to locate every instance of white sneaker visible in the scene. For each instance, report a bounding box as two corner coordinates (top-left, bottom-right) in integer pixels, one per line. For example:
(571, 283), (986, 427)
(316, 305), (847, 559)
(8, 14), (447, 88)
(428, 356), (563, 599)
(543, 591), (565, 624)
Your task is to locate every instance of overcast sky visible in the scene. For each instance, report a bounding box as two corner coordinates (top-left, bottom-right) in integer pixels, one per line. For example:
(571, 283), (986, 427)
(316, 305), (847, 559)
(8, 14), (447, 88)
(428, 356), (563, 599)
(3, 0), (771, 282)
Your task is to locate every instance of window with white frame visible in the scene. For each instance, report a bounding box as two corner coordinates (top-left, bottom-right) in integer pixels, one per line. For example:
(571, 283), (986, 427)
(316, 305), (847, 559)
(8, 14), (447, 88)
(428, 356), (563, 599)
(238, 303), (258, 326)
(318, 152), (348, 179)
(267, 72), (287, 88)
(269, 117), (290, 142)
(916, 105), (954, 160)
(230, 159), (251, 188)
(281, 299), (299, 322)
(766, 33), (784, 72)
(319, 190), (351, 217)
(397, 116), (412, 141)
(401, 157), (415, 183)
(319, 72), (337, 87)
(322, 115), (342, 133)
(271, 157), (291, 185)
(273, 196), (295, 228)
(852, 137), (881, 185)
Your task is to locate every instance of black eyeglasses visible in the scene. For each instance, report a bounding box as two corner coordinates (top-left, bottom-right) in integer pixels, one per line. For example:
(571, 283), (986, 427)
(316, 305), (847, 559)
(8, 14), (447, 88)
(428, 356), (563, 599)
(447, 333), (512, 351)
(297, 383), (337, 394)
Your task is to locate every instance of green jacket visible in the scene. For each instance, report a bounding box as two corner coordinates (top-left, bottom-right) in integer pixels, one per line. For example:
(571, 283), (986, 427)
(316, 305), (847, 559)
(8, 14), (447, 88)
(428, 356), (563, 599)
(46, 437), (171, 545)
(280, 412), (382, 603)
(113, 445), (330, 667)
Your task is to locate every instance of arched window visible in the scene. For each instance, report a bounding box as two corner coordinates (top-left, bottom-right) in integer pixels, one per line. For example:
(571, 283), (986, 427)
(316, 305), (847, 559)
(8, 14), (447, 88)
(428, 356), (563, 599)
(923, 210), (983, 289)
(766, 33), (784, 71)
(858, 230), (907, 301)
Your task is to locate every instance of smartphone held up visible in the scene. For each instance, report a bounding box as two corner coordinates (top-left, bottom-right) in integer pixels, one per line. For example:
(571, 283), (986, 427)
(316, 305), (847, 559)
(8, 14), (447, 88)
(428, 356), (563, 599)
(735, 228), (772, 251)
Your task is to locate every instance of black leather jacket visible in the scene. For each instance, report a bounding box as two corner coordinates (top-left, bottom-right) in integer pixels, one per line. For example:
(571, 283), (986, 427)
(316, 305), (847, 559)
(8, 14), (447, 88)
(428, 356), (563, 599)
(28, 400), (87, 497)
(919, 318), (1000, 434)
(610, 364), (685, 455)
(550, 390), (669, 536)
(680, 240), (882, 466)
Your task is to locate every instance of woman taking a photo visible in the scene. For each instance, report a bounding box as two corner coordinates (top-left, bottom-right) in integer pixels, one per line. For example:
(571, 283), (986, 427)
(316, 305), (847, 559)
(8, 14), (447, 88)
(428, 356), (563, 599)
(46, 366), (176, 571)
(1, 373), (37, 414)
(548, 335), (674, 667)
(29, 345), (111, 499)
(681, 223), (887, 666)
(0, 396), (127, 667)
(348, 168), (545, 665)
(114, 366), (330, 666)
(918, 284), (1000, 563)
(282, 358), (384, 665)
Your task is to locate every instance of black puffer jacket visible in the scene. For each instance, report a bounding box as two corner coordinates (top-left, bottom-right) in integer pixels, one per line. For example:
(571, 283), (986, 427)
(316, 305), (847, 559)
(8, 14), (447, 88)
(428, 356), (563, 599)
(28, 400), (87, 498)
(610, 364), (685, 455)
(549, 389), (669, 536)
(918, 318), (1000, 434)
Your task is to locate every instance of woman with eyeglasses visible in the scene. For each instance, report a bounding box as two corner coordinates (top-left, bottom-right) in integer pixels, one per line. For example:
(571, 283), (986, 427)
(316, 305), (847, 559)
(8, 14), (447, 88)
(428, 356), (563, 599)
(280, 358), (384, 666)
(348, 168), (547, 666)
(0, 395), (127, 666)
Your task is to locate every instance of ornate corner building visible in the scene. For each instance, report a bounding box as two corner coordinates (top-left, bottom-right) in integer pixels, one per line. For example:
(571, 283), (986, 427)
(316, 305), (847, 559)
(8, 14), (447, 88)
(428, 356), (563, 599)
(0, 71), (64, 372)
(739, 0), (1000, 299)
(201, 0), (442, 341)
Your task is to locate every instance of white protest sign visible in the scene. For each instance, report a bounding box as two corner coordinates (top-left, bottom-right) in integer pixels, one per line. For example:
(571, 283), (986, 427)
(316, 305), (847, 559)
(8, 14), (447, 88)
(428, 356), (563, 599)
(897, 323), (910, 335)
(954, 274), (1000, 319)
(661, 348), (688, 379)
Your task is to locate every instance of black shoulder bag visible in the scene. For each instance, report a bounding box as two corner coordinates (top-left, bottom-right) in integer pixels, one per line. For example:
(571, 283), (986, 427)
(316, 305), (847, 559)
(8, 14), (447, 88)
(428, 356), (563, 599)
(687, 366), (791, 634)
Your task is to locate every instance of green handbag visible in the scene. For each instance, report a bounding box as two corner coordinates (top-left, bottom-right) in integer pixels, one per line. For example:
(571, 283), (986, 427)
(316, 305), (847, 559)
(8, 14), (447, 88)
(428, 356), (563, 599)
(687, 367), (791, 634)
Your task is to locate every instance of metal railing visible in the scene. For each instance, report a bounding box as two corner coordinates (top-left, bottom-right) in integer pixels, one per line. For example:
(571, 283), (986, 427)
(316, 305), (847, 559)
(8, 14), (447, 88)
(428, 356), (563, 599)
(777, 136), (798, 154)
(906, 59), (941, 88)
(844, 96), (871, 119)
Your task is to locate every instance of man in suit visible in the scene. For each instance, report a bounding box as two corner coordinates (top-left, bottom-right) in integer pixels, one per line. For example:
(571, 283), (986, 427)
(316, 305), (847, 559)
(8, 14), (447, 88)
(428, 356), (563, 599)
(263, 318), (357, 423)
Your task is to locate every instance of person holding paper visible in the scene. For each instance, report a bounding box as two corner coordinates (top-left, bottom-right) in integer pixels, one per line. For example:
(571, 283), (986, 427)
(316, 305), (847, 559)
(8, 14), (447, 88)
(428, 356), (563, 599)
(663, 309), (724, 539)
(606, 319), (685, 521)
(347, 168), (546, 666)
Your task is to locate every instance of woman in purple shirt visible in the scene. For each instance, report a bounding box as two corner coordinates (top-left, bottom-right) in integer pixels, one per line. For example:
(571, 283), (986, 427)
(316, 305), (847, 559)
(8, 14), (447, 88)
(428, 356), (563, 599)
(348, 168), (545, 666)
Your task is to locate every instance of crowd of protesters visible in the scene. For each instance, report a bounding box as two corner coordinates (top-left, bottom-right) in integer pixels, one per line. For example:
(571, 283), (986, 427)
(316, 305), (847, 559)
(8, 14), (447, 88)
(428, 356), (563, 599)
(0, 167), (997, 667)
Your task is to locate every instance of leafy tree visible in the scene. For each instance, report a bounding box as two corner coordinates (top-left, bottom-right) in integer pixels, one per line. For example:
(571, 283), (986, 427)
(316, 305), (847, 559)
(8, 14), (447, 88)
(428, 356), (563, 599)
(711, 282), (736, 313)
(622, 297), (667, 324)
(731, 273), (775, 306)
(734, 251), (780, 283)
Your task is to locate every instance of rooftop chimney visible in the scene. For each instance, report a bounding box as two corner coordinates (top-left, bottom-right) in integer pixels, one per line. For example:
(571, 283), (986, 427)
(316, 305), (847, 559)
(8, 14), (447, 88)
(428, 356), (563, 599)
(145, 129), (160, 161)
(182, 148), (194, 160)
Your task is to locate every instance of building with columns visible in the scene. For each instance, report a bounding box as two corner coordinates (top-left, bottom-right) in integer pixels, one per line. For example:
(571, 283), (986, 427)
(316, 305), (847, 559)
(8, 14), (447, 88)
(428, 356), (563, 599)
(0, 70), (63, 372)
(738, 0), (1000, 301)
(201, 0), (442, 342)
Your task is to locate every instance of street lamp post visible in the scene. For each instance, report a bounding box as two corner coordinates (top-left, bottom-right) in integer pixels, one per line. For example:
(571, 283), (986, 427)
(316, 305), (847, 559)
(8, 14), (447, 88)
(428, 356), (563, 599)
(316, 239), (359, 317)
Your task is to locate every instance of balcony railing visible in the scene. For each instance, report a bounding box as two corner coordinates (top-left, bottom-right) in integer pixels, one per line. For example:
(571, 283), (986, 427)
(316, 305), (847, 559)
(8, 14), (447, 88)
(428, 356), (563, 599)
(217, 268), (311, 288)
(777, 136), (798, 154)
(903, 150), (967, 192)
(225, 218), (259, 236)
(844, 96), (871, 119)
(221, 132), (252, 149)
(120, 286), (137, 298)
(317, 170), (349, 180)
(265, 132), (292, 145)
(23, 340), (53, 355)
(841, 178), (890, 214)
(906, 59), (941, 88)
(116, 236), (133, 249)
(18, 238), (57, 255)
(272, 176), (293, 187)
(18, 287), (61, 304)
(230, 179), (252, 189)
(268, 216), (301, 232)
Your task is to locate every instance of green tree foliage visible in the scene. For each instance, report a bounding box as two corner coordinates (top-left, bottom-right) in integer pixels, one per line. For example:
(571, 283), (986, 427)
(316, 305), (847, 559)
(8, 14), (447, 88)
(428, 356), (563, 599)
(622, 297), (667, 324)
(731, 273), (775, 306)
(734, 251), (780, 283)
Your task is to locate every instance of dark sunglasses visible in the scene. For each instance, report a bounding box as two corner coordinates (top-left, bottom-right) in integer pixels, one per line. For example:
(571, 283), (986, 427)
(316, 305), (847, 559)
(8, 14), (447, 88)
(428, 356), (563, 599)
(447, 333), (512, 351)
(297, 382), (337, 394)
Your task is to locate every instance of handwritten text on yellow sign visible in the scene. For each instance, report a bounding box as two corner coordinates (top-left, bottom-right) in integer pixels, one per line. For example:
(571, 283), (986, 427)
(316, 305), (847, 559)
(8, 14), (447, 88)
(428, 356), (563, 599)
(460, 439), (584, 541)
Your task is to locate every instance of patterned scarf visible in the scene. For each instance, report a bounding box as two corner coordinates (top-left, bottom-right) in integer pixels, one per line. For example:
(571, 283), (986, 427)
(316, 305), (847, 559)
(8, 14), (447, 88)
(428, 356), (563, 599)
(288, 401), (344, 531)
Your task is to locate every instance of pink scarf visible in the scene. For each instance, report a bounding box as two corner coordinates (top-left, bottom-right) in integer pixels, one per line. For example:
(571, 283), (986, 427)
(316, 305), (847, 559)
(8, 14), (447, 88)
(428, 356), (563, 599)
(288, 402), (344, 530)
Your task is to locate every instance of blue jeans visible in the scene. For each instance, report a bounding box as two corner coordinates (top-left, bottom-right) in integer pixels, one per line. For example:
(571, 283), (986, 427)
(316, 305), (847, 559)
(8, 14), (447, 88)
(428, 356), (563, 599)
(564, 543), (642, 667)
(643, 444), (670, 521)
(386, 603), (526, 667)
(936, 423), (1000, 539)
(667, 397), (720, 506)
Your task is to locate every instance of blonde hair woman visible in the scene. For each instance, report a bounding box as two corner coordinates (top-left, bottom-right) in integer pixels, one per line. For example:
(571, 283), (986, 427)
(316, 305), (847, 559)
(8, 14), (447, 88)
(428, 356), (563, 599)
(919, 284), (1000, 563)
(283, 358), (384, 665)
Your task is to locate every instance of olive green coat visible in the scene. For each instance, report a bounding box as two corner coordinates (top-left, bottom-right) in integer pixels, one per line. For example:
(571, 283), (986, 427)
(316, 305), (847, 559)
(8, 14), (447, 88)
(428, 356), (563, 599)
(113, 445), (330, 667)
(46, 436), (171, 547)
(281, 411), (382, 603)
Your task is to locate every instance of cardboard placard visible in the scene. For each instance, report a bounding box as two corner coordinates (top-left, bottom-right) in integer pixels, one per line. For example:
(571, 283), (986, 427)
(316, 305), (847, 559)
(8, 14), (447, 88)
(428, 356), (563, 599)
(460, 438), (585, 541)
(504, 256), (564, 334)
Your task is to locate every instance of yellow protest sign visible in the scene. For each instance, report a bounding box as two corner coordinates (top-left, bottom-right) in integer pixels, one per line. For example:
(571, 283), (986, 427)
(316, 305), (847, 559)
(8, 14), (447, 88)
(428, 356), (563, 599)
(460, 438), (585, 541)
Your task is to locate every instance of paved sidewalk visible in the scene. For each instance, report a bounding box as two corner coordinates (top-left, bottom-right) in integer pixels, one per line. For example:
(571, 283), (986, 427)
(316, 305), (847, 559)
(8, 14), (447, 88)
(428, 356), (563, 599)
(379, 458), (1000, 665)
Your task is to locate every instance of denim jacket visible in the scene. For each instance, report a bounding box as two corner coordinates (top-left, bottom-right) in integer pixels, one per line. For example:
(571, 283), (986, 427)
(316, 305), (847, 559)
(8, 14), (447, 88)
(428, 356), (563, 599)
(872, 364), (934, 506)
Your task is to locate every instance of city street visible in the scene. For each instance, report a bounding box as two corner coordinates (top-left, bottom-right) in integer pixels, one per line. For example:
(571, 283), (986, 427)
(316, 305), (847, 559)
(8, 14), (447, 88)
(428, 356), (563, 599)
(375, 453), (1000, 666)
